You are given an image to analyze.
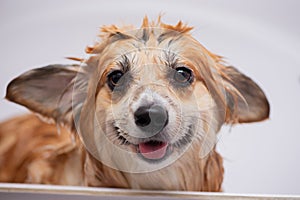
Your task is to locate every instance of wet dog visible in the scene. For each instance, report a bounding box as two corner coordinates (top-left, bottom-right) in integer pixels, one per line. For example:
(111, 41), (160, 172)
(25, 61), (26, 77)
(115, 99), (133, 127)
(0, 17), (269, 191)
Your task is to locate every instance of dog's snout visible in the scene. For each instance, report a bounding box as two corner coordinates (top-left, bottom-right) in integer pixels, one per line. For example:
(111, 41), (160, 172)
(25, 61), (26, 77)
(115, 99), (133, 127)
(134, 105), (168, 134)
(134, 106), (152, 127)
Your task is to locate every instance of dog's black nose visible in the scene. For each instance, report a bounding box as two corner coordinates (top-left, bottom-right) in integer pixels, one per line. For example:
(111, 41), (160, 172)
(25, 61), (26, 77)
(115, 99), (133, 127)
(134, 105), (168, 134)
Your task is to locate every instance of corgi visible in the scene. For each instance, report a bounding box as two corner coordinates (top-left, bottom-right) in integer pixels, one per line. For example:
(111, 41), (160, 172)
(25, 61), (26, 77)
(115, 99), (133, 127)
(0, 17), (269, 191)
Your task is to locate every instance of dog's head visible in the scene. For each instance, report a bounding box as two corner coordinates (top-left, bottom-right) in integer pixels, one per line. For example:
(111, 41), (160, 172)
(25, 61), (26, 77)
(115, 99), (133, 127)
(6, 18), (269, 172)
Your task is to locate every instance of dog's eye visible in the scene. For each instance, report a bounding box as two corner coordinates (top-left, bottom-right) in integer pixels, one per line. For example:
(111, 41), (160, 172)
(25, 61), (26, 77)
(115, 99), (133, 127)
(174, 67), (193, 84)
(107, 70), (124, 91)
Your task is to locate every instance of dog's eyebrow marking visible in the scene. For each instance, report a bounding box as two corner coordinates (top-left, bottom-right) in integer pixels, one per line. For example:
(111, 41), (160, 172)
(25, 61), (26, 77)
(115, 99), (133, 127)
(117, 55), (131, 72)
(164, 51), (179, 68)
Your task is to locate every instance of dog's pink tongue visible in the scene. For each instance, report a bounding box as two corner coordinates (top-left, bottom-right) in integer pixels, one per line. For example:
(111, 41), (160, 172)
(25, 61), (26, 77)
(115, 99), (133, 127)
(139, 142), (168, 160)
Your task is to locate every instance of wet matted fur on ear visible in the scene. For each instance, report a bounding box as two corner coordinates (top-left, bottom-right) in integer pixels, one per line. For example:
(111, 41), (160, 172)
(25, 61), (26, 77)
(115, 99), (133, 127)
(221, 66), (270, 124)
(6, 64), (90, 127)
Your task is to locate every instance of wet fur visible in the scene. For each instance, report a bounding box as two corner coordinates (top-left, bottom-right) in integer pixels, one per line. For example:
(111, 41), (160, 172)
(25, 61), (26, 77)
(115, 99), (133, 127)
(0, 17), (269, 191)
(0, 114), (223, 191)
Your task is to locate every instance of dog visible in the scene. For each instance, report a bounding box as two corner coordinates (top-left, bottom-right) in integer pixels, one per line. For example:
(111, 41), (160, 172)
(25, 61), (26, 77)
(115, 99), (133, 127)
(0, 17), (269, 192)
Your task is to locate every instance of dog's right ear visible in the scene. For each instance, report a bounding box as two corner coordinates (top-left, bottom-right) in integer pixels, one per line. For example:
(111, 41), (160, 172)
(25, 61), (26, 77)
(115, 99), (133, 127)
(6, 64), (89, 127)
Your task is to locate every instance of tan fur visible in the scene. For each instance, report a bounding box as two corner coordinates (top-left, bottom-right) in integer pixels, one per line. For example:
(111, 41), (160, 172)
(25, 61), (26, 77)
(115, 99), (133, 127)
(0, 114), (85, 185)
(0, 17), (269, 191)
(0, 114), (223, 191)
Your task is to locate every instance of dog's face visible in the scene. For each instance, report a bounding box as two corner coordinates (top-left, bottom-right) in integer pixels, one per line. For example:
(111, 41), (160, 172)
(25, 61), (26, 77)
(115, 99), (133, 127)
(93, 28), (221, 166)
(6, 18), (269, 173)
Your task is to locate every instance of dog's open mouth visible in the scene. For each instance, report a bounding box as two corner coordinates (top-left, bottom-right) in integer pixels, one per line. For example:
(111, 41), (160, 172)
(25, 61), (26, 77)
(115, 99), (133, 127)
(138, 140), (169, 160)
(114, 124), (194, 162)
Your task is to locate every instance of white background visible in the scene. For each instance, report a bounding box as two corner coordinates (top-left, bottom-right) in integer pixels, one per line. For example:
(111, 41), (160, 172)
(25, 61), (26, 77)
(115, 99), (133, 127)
(0, 0), (299, 195)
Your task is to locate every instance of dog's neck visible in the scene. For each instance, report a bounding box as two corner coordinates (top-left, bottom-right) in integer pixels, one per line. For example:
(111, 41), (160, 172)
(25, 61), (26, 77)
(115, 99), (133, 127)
(83, 144), (224, 191)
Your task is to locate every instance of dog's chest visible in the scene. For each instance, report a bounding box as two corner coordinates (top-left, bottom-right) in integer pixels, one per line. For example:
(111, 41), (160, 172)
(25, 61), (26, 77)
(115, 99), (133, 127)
(123, 155), (205, 190)
(85, 147), (223, 191)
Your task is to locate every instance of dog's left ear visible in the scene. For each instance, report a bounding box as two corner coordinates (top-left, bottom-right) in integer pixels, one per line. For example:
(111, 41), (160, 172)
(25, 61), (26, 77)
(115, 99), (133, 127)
(221, 66), (270, 123)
